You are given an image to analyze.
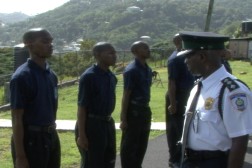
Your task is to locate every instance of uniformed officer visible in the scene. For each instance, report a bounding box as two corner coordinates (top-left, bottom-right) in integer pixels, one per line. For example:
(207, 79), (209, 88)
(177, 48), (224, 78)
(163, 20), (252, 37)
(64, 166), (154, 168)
(75, 42), (117, 168)
(120, 41), (152, 168)
(166, 34), (195, 168)
(178, 31), (252, 168)
(10, 28), (60, 168)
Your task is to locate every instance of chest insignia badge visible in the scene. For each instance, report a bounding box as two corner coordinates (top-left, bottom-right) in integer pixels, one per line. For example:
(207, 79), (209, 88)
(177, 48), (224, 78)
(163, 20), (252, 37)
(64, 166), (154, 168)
(204, 97), (214, 110)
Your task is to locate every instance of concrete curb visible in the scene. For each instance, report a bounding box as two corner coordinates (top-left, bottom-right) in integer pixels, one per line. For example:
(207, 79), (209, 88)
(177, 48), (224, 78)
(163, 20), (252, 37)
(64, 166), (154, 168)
(0, 119), (166, 131)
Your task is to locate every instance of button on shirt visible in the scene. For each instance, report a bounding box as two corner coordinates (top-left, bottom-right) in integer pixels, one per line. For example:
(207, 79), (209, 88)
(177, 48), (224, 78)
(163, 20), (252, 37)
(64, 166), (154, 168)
(78, 64), (117, 116)
(186, 65), (252, 151)
(123, 59), (152, 105)
(10, 59), (58, 126)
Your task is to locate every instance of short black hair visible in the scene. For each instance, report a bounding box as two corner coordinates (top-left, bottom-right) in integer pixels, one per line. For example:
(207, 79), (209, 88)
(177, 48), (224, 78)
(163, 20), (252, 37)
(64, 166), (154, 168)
(23, 28), (52, 43)
(92, 42), (114, 56)
(130, 41), (148, 53)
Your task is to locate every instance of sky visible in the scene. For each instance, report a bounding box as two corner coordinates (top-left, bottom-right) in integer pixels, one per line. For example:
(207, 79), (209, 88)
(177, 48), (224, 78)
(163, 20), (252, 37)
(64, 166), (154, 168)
(0, 0), (70, 16)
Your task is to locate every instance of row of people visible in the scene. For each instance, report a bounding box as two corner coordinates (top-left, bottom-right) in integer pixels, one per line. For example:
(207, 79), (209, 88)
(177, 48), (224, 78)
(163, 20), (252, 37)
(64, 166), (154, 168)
(10, 28), (252, 168)
(10, 28), (153, 168)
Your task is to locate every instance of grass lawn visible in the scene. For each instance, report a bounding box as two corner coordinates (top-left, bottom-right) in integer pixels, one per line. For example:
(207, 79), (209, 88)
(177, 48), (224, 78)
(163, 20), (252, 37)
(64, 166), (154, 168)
(1, 60), (252, 167)
(0, 128), (165, 168)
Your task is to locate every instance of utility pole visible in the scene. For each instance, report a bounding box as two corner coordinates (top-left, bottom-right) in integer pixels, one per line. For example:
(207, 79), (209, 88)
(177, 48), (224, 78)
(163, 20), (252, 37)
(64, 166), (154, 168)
(204, 0), (214, 32)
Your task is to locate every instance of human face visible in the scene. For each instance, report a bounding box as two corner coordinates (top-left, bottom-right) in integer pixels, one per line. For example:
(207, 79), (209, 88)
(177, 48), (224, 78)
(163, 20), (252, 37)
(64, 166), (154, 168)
(136, 44), (151, 59)
(99, 47), (117, 67)
(184, 51), (203, 76)
(29, 33), (53, 59)
(173, 37), (182, 50)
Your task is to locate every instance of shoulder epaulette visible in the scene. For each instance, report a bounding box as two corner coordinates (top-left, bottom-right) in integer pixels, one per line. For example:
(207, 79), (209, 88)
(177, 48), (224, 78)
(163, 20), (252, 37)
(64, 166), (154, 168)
(221, 77), (239, 92)
(218, 77), (249, 120)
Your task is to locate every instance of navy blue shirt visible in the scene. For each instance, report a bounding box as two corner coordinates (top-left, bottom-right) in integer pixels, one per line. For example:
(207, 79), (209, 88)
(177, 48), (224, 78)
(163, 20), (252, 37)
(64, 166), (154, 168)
(168, 55), (195, 96)
(123, 59), (152, 105)
(10, 59), (58, 126)
(78, 64), (117, 116)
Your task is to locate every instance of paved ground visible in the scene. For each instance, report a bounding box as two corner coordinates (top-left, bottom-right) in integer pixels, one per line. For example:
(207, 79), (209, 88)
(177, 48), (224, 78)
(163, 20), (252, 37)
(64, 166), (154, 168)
(115, 134), (169, 168)
(1, 119), (252, 167)
(115, 134), (252, 168)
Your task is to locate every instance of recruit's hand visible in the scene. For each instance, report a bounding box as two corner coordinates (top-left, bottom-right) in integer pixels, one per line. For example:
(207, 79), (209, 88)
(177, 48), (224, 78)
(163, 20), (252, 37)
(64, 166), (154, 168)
(168, 105), (177, 115)
(77, 136), (88, 151)
(15, 156), (29, 168)
(120, 121), (128, 130)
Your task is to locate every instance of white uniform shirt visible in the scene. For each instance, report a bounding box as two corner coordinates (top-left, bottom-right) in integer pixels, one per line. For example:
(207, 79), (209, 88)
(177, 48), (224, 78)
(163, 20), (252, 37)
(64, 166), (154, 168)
(186, 65), (252, 151)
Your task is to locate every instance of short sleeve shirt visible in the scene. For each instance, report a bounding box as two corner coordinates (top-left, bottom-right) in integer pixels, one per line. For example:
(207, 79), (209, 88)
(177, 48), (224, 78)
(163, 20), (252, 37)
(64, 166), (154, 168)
(168, 53), (195, 94)
(123, 58), (152, 105)
(78, 64), (117, 116)
(10, 59), (58, 126)
(186, 65), (252, 151)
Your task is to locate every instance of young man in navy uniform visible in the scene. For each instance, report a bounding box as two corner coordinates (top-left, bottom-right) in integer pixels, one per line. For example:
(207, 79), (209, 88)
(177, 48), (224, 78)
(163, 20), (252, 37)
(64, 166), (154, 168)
(120, 41), (152, 168)
(75, 42), (117, 168)
(10, 28), (60, 168)
(179, 31), (252, 168)
(166, 34), (195, 168)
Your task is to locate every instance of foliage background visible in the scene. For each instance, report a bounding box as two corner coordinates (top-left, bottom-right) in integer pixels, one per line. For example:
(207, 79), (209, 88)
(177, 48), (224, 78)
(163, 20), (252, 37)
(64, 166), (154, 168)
(0, 0), (252, 49)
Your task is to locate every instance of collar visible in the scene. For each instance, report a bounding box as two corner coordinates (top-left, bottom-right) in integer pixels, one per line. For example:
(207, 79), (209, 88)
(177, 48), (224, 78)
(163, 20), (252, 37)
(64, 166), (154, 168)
(201, 65), (231, 90)
(93, 64), (112, 75)
(28, 58), (50, 72)
(135, 58), (148, 69)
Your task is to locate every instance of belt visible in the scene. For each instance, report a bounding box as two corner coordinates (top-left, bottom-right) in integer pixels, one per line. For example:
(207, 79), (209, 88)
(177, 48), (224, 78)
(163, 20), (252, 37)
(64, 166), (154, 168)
(185, 148), (228, 160)
(26, 124), (56, 133)
(130, 100), (149, 107)
(88, 114), (112, 121)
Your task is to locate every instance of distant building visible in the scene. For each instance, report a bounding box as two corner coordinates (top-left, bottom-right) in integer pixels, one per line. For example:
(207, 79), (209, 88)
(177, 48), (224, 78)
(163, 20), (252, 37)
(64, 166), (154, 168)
(229, 37), (252, 60)
(13, 43), (29, 71)
(228, 21), (252, 60)
(126, 6), (142, 13)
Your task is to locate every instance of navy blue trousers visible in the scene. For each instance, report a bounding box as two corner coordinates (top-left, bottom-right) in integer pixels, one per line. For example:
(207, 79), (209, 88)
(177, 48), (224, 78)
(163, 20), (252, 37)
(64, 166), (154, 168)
(75, 118), (116, 168)
(120, 104), (152, 168)
(182, 155), (228, 168)
(11, 129), (61, 168)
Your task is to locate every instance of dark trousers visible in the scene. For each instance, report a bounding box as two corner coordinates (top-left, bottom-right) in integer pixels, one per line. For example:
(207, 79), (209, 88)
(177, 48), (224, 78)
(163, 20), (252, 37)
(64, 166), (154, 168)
(182, 155), (228, 168)
(75, 118), (116, 168)
(11, 129), (61, 168)
(165, 92), (186, 163)
(120, 104), (152, 168)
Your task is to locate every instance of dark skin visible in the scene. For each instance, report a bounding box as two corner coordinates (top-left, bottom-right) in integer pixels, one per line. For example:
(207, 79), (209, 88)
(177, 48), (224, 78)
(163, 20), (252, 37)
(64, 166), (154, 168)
(12, 29), (53, 168)
(120, 41), (150, 130)
(76, 45), (117, 151)
(167, 35), (182, 115)
(185, 50), (249, 168)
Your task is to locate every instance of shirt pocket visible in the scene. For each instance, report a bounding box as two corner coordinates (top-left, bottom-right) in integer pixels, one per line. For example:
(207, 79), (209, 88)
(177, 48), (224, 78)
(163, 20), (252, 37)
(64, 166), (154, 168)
(199, 108), (220, 124)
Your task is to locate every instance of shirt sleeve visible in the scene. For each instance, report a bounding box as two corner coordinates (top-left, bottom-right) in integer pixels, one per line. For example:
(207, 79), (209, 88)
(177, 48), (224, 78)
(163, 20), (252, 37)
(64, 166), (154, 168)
(10, 76), (25, 109)
(168, 58), (179, 80)
(222, 83), (252, 138)
(123, 69), (135, 90)
(78, 74), (92, 107)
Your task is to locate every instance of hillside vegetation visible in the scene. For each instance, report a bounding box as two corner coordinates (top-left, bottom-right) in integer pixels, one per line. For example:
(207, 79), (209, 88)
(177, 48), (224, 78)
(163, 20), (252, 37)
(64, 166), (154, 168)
(0, 12), (29, 24)
(0, 0), (251, 49)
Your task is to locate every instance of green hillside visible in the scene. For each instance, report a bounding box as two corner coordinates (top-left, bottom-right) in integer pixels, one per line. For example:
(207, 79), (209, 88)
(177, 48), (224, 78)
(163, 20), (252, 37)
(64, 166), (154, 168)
(0, 0), (252, 49)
